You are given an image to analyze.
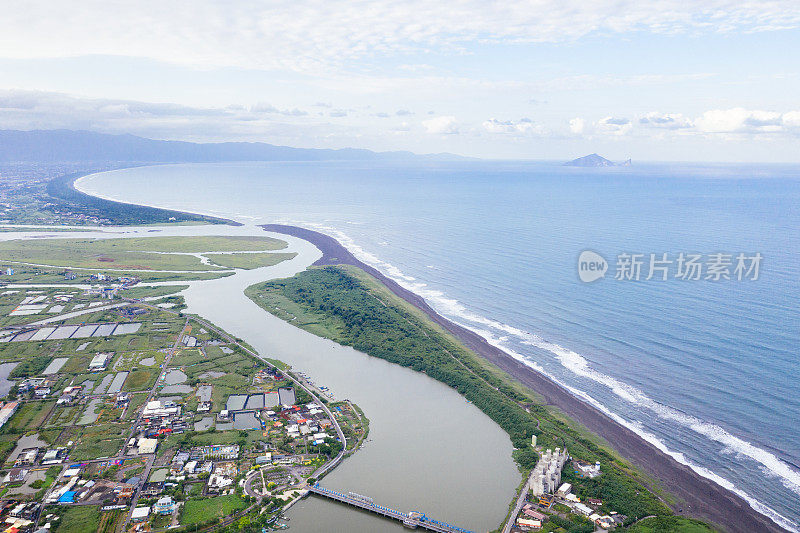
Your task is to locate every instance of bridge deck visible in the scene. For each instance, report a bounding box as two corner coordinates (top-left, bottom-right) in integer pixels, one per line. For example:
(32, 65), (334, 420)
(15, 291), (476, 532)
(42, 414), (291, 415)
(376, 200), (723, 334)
(308, 485), (473, 533)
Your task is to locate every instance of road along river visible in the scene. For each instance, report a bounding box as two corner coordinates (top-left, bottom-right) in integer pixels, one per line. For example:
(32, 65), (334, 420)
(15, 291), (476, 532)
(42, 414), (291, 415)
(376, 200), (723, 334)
(1, 223), (519, 532)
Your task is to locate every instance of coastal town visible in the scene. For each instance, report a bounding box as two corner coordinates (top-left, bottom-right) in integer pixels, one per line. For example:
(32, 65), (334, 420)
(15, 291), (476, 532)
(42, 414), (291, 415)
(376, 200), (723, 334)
(0, 269), (368, 533)
(504, 443), (629, 532)
(0, 164), (762, 533)
(2, 3), (798, 531)
(0, 236), (633, 533)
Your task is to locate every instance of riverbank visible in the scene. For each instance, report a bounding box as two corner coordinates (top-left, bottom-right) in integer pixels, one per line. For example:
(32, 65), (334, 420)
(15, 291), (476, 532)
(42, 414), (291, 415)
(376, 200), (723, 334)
(259, 223), (786, 533)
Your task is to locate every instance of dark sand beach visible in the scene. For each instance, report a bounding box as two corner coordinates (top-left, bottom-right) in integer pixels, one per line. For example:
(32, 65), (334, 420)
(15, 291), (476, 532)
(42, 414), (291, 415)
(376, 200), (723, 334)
(261, 223), (787, 533)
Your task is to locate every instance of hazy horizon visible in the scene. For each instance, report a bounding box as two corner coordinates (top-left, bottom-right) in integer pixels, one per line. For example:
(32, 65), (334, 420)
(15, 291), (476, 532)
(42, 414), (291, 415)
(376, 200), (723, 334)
(1, 2), (800, 162)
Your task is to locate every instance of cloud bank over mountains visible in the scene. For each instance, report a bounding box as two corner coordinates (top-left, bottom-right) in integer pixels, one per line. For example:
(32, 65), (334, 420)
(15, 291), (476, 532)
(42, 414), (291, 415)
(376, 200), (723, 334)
(1, 1), (799, 160)
(2, 90), (799, 152)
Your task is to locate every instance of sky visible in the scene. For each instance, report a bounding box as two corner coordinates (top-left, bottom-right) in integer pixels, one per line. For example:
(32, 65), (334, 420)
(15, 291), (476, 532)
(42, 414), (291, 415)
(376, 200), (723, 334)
(1, 1), (800, 161)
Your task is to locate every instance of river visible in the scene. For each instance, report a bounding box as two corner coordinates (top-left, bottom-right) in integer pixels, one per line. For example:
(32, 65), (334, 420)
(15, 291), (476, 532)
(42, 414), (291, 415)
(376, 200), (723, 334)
(1, 223), (519, 532)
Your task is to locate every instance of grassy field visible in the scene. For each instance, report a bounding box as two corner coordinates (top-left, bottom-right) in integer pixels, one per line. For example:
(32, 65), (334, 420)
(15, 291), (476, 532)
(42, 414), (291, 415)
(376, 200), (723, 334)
(627, 517), (714, 533)
(206, 251), (297, 269)
(0, 226), (94, 232)
(122, 284), (188, 299)
(246, 265), (696, 529)
(2, 401), (53, 433)
(0, 235), (287, 271)
(181, 494), (246, 525)
(97, 509), (124, 533)
(0, 263), (233, 283)
(122, 368), (160, 391)
(53, 504), (101, 533)
(71, 423), (126, 460)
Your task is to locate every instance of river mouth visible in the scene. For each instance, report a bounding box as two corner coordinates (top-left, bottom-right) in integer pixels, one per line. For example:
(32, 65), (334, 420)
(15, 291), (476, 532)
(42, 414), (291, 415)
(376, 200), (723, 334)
(177, 226), (520, 531)
(1, 221), (519, 531)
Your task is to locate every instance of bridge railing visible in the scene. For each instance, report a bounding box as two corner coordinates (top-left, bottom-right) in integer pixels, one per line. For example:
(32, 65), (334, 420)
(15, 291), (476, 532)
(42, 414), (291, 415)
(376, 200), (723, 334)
(310, 485), (473, 532)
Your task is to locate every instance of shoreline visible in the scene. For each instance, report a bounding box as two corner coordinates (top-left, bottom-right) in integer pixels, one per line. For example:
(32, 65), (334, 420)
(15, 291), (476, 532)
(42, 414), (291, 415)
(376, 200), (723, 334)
(260, 223), (787, 533)
(65, 169), (789, 532)
(57, 169), (242, 226)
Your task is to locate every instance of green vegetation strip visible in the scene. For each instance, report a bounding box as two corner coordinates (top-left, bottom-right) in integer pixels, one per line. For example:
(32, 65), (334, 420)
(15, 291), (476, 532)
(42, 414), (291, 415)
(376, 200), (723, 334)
(182, 494), (246, 525)
(0, 263), (233, 283)
(206, 251), (297, 269)
(246, 266), (694, 527)
(47, 172), (233, 226)
(0, 235), (287, 271)
(53, 505), (101, 533)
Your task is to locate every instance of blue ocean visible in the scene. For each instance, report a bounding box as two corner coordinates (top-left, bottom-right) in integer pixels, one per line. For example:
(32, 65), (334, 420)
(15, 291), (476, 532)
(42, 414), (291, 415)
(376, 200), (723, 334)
(79, 160), (800, 530)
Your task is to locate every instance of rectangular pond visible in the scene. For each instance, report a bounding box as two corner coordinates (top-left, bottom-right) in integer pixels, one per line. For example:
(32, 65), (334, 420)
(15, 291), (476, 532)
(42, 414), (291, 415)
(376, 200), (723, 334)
(42, 357), (69, 375)
(107, 371), (129, 394)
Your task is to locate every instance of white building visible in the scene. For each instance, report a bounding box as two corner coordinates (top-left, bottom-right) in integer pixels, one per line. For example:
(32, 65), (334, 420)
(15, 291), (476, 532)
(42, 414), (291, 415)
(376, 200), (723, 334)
(207, 474), (233, 492)
(142, 400), (180, 419)
(130, 506), (150, 522)
(574, 460), (602, 478)
(529, 447), (569, 496)
(574, 503), (594, 516)
(89, 353), (110, 371)
(137, 438), (158, 455)
(154, 496), (177, 515)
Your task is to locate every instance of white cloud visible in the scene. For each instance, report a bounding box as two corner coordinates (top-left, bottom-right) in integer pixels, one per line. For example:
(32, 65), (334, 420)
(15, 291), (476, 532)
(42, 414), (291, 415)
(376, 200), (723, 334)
(596, 116), (633, 136)
(639, 112), (693, 130)
(784, 111), (800, 131)
(423, 115), (460, 134)
(391, 121), (412, 133)
(1, 2), (799, 73)
(569, 108), (800, 139)
(694, 108), (785, 134)
(483, 118), (540, 135)
(251, 103), (308, 116)
(0, 89), (348, 144)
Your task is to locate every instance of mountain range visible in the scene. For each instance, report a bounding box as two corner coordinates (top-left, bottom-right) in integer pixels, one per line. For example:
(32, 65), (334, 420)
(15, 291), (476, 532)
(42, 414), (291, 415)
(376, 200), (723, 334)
(0, 129), (466, 163)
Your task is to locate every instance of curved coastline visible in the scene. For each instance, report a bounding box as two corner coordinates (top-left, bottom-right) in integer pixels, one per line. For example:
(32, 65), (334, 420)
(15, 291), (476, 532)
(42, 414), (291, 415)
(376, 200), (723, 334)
(259, 223), (788, 533)
(58, 168), (242, 226)
(69, 170), (788, 532)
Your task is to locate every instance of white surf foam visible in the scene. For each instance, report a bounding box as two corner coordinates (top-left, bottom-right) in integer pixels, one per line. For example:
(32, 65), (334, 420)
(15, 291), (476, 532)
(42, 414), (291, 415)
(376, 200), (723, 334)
(303, 221), (800, 532)
(64, 179), (799, 531)
(524, 336), (800, 497)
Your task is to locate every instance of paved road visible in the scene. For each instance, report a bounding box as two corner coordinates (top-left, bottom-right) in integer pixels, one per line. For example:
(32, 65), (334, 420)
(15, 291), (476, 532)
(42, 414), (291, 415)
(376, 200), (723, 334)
(118, 316), (189, 533)
(30, 302), (128, 325)
(502, 471), (535, 533)
(126, 301), (350, 528)
(185, 312), (349, 479)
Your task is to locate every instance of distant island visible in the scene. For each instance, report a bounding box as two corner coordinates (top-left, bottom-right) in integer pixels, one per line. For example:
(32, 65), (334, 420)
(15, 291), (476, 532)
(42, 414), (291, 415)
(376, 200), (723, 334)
(564, 153), (632, 167)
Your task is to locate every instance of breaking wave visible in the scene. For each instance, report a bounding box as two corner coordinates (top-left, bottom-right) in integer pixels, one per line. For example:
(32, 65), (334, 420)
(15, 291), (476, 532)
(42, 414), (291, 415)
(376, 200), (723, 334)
(306, 222), (800, 533)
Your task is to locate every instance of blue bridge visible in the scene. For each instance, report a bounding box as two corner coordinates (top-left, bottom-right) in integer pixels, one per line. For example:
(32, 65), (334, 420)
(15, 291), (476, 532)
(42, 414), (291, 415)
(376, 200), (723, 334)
(307, 484), (474, 532)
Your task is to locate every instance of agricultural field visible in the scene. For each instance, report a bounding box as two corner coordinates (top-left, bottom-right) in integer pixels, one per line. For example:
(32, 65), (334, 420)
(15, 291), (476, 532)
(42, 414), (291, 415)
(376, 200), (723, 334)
(0, 235), (288, 271)
(181, 494), (246, 525)
(0, 295), (187, 469)
(0, 240), (358, 533)
(205, 251), (297, 269)
(50, 504), (101, 533)
(0, 262), (233, 283)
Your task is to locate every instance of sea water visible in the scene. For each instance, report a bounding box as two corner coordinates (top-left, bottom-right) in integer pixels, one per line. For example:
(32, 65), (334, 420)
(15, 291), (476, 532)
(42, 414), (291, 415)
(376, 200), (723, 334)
(78, 160), (800, 531)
